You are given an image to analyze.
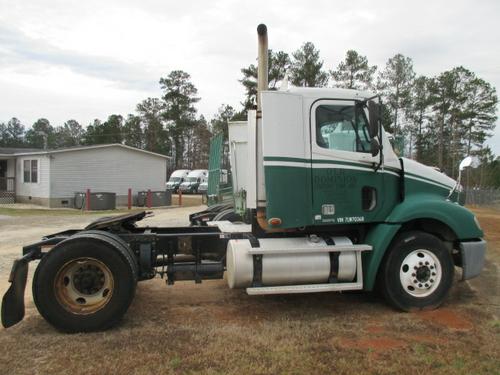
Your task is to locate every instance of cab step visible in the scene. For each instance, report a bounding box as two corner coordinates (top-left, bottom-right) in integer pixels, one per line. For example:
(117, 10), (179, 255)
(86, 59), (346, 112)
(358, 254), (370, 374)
(246, 282), (363, 295)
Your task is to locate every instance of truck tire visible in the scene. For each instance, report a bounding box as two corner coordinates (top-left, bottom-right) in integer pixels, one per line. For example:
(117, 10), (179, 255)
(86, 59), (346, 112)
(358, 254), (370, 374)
(378, 231), (454, 311)
(33, 236), (137, 332)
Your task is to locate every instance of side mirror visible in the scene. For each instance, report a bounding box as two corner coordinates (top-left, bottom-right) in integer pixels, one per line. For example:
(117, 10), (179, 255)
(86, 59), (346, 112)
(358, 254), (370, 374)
(370, 138), (381, 157)
(368, 100), (380, 139)
(459, 156), (473, 171)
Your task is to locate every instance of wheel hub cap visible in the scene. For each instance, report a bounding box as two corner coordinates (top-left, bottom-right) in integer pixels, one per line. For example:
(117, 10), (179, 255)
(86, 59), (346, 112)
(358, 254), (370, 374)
(400, 249), (442, 298)
(54, 258), (114, 314)
(415, 266), (431, 283)
(73, 265), (105, 295)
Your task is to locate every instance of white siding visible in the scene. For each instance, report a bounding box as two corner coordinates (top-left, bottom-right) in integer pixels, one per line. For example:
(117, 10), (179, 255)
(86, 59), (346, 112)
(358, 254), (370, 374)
(16, 155), (51, 198)
(49, 146), (167, 198)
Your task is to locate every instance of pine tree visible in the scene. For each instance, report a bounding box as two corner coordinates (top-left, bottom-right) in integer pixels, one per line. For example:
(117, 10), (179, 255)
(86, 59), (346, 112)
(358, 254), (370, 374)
(123, 114), (143, 149)
(136, 97), (168, 155)
(409, 76), (432, 161)
(160, 70), (200, 167)
(290, 42), (328, 87)
(240, 49), (290, 110)
(210, 104), (237, 140)
(330, 50), (377, 90)
(25, 118), (55, 149)
(378, 54), (415, 139)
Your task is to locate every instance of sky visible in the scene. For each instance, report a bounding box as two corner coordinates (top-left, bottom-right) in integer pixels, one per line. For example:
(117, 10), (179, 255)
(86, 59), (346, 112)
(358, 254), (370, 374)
(0, 0), (499, 155)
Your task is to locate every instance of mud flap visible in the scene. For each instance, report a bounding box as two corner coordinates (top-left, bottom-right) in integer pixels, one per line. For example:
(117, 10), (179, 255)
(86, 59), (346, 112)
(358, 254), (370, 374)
(1, 258), (30, 328)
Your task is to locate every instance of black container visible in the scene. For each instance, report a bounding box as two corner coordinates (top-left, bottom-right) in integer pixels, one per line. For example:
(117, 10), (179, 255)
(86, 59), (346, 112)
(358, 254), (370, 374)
(137, 191), (172, 207)
(74, 192), (116, 210)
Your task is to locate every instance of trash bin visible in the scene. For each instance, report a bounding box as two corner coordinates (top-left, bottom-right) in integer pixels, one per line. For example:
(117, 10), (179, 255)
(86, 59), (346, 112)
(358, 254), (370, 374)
(137, 191), (171, 207)
(74, 192), (116, 210)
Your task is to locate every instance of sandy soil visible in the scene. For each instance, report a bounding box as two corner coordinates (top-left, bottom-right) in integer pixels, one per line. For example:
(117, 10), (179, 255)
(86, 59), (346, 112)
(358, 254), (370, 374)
(0, 206), (498, 374)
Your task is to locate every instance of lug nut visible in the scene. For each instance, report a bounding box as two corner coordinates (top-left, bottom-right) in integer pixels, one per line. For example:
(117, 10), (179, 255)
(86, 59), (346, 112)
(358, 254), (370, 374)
(412, 273), (416, 277)
(425, 261), (429, 265)
(430, 279), (434, 283)
(418, 283), (423, 288)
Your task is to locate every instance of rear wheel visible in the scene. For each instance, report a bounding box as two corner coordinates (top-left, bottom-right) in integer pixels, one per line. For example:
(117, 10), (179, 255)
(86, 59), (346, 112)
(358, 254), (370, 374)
(33, 237), (137, 332)
(378, 231), (454, 311)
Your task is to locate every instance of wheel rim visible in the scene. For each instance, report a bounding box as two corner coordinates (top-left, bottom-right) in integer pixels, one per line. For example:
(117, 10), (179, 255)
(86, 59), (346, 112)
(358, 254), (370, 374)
(54, 257), (114, 314)
(399, 249), (442, 298)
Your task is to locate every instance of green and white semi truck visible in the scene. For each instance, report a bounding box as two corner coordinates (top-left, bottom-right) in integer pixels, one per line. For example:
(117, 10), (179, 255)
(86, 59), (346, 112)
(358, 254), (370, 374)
(1, 24), (486, 332)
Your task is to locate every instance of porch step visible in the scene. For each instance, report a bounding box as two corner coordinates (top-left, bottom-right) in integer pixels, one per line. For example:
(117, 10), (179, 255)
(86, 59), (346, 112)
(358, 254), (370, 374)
(246, 282), (363, 295)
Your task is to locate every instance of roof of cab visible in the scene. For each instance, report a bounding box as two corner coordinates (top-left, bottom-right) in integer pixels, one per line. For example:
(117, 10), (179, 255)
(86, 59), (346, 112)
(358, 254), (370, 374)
(263, 87), (376, 101)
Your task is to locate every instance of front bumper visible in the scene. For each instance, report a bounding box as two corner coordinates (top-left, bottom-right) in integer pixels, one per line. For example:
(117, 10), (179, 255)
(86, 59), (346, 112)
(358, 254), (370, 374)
(459, 239), (487, 280)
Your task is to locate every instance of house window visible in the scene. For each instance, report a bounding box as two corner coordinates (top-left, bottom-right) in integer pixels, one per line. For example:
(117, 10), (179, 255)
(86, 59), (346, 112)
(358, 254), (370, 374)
(23, 160), (38, 183)
(31, 160), (38, 183)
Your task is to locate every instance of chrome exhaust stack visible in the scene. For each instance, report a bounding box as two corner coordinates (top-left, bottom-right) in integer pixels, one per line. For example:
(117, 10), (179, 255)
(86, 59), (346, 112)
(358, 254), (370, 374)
(257, 24), (268, 111)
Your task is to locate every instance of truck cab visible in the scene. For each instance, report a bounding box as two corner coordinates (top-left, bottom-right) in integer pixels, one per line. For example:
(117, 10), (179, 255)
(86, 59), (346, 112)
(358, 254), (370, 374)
(217, 81), (486, 302)
(199, 169), (228, 196)
(257, 87), (459, 229)
(179, 169), (208, 194)
(166, 169), (190, 193)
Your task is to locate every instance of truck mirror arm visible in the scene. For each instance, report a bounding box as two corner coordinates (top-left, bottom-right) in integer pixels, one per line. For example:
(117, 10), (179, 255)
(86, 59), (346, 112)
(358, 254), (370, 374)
(377, 95), (384, 171)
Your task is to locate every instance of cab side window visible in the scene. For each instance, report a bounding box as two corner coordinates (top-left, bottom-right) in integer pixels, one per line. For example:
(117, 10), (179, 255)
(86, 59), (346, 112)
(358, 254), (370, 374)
(316, 104), (371, 153)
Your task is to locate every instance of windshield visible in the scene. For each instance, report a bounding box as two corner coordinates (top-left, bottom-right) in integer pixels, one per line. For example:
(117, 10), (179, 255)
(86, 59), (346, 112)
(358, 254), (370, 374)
(187, 177), (198, 183)
(169, 177), (181, 183)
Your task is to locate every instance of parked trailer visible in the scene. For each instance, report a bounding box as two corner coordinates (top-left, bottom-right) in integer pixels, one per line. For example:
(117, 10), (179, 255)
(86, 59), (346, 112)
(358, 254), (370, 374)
(1, 25), (486, 332)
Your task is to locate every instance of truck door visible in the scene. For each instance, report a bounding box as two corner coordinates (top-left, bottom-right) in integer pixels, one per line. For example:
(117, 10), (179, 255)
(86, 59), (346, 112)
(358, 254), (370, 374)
(310, 99), (388, 225)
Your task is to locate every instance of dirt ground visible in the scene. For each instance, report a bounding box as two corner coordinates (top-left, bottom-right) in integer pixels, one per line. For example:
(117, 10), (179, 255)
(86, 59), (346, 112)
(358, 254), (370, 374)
(0, 206), (498, 374)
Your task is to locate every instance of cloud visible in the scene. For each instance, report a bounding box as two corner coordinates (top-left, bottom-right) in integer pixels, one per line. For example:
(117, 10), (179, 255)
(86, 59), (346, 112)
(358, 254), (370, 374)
(0, 26), (158, 91)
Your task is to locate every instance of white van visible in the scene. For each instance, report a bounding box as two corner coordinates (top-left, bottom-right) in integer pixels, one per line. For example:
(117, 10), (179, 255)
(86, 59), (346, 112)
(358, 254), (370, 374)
(198, 169), (228, 195)
(166, 169), (190, 193)
(179, 169), (208, 194)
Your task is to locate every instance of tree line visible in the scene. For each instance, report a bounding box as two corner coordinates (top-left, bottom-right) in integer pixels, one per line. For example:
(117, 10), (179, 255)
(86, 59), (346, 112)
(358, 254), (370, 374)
(1, 42), (498, 187)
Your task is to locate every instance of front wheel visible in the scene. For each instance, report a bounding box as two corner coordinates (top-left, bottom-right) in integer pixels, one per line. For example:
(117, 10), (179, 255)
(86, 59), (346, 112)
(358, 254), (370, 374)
(378, 231), (454, 311)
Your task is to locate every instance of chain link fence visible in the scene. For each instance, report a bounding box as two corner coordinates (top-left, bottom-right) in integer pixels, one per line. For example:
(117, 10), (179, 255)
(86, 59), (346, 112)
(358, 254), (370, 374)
(465, 188), (500, 206)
